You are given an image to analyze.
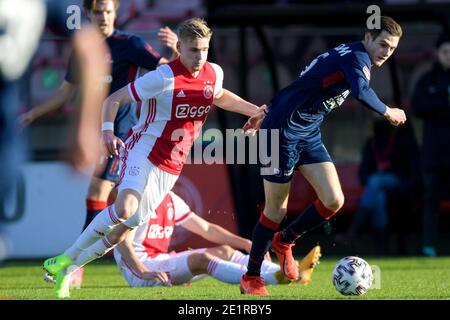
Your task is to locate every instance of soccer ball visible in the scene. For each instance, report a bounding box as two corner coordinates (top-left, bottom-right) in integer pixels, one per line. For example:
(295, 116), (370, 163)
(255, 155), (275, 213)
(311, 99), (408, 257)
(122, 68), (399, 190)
(332, 256), (373, 296)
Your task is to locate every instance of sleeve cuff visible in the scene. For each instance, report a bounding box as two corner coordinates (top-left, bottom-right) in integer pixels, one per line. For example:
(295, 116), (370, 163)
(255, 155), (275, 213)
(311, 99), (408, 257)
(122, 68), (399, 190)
(175, 211), (194, 225)
(128, 82), (141, 102)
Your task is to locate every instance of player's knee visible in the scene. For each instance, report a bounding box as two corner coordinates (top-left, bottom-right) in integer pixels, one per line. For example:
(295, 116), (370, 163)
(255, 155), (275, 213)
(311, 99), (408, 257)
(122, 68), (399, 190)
(323, 193), (345, 213)
(217, 245), (235, 259)
(263, 205), (287, 223)
(315, 194), (344, 219)
(114, 190), (141, 219)
(114, 199), (139, 220)
(114, 205), (135, 220)
(188, 252), (214, 275)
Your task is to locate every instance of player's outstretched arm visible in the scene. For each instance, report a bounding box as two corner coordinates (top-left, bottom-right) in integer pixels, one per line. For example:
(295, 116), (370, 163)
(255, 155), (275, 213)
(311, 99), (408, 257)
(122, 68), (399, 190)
(181, 214), (252, 253)
(349, 78), (406, 127)
(116, 230), (170, 284)
(213, 89), (261, 117)
(243, 106), (268, 133)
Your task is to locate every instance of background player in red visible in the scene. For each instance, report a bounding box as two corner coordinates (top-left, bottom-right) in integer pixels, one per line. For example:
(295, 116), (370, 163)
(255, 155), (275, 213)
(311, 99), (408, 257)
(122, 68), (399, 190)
(113, 191), (321, 287)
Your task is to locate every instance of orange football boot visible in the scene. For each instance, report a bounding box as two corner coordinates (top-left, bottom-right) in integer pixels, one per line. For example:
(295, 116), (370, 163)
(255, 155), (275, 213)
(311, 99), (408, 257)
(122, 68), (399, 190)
(271, 232), (299, 280)
(240, 274), (269, 296)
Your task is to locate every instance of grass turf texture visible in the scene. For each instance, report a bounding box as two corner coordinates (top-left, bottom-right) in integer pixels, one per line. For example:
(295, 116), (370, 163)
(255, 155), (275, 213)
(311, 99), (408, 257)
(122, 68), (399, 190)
(1, 257), (449, 300)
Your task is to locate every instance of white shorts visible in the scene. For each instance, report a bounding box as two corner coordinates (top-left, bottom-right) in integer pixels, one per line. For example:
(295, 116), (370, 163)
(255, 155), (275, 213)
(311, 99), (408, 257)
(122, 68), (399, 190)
(114, 249), (206, 287)
(117, 143), (178, 228)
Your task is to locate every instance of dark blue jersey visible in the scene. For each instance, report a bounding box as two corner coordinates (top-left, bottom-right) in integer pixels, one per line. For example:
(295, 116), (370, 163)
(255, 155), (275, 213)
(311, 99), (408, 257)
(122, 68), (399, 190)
(270, 41), (387, 119)
(65, 29), (161, 94)
(65, 29), (161, 140)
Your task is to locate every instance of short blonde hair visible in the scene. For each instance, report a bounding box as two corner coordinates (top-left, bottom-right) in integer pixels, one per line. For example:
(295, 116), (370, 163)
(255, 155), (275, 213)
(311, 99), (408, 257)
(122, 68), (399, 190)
(177, 18), (213, 41)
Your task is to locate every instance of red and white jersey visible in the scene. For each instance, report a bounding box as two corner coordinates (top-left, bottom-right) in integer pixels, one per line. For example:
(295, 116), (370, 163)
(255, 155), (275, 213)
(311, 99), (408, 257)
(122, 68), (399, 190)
(126, 58), (224, 175)
(131, 191), (194, 259)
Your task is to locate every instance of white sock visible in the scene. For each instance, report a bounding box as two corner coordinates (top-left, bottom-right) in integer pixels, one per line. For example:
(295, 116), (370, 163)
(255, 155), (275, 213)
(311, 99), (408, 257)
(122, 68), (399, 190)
(64, 206), (123, 260)
(207, 256), (280, 285)
(230, 250), (247, 264)
(73, 236), (116, 267)
(261, 272), (278, 285)
(207, 257), (246, 284)
(230, 251), (280, 273)
(261, 260), (281, 273)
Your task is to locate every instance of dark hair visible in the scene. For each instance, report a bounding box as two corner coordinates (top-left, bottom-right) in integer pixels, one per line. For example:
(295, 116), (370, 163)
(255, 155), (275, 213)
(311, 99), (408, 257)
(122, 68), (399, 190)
(83, 0), (120, 12)
(436, 33), (450, 48)
(367, 16), (402, 39)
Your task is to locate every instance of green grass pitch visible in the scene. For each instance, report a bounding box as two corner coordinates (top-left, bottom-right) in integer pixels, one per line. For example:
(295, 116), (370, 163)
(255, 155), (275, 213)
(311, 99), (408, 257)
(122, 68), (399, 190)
(1, 257), (449, 300)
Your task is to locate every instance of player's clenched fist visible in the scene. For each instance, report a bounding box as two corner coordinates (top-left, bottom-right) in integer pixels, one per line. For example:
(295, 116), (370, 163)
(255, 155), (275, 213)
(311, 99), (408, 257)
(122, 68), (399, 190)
(384, 106), (407, 126)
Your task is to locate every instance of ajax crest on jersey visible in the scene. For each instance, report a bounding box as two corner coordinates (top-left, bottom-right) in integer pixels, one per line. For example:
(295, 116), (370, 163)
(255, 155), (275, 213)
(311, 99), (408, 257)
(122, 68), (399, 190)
(332, 256), (373, 296)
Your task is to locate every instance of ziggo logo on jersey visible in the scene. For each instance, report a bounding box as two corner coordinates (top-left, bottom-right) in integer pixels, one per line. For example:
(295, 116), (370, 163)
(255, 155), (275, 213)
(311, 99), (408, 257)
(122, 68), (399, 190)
(175, 104), (211, 118)
(148, 225), (174, 239)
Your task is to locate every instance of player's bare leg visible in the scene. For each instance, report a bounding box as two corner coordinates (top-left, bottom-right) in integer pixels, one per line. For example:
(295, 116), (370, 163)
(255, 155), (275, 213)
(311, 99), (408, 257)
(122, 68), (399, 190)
(84, 176), (115, 226)
(298, 162), (344, 213)
(204, 245), (280, 274)
(273, 162), (343, 283)
(87, 177), (114, 204)
(187, 248), (287, 286)
(204, 245), (236, 260)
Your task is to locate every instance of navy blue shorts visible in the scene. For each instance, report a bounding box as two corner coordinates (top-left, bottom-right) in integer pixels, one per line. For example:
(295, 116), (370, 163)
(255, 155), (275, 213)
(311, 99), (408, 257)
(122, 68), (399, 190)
(93, 155), (121, 182)
(260, 109), (332, 184)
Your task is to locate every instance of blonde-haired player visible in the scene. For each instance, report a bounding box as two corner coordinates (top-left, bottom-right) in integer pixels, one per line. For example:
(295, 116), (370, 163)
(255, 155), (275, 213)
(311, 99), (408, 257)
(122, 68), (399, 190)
(43, 18), (267, 298)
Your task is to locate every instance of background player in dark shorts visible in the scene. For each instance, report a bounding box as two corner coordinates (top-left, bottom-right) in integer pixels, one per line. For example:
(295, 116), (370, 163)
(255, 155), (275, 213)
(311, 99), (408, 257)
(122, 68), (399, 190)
(18, 0), (178, 231)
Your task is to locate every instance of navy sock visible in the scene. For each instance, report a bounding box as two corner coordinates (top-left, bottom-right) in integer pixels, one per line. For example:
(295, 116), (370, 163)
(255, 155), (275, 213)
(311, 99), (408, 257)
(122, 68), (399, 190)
(246, 215), (279, 277)
(281, 200), (336, 244)
(82, 210), (101, 231)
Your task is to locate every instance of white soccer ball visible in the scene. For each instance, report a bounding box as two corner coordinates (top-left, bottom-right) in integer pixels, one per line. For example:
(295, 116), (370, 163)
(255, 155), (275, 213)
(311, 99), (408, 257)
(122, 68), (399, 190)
(332, 256), (373, 296)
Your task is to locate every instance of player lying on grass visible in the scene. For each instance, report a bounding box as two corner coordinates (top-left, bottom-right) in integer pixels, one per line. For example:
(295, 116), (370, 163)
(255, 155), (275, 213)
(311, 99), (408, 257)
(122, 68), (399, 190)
(44, 191), (321, 288)
(112, 191), (321, 287)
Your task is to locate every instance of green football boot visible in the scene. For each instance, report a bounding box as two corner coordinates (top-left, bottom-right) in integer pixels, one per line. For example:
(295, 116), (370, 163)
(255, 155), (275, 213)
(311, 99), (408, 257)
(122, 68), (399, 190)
(43, 254), (73, 276)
